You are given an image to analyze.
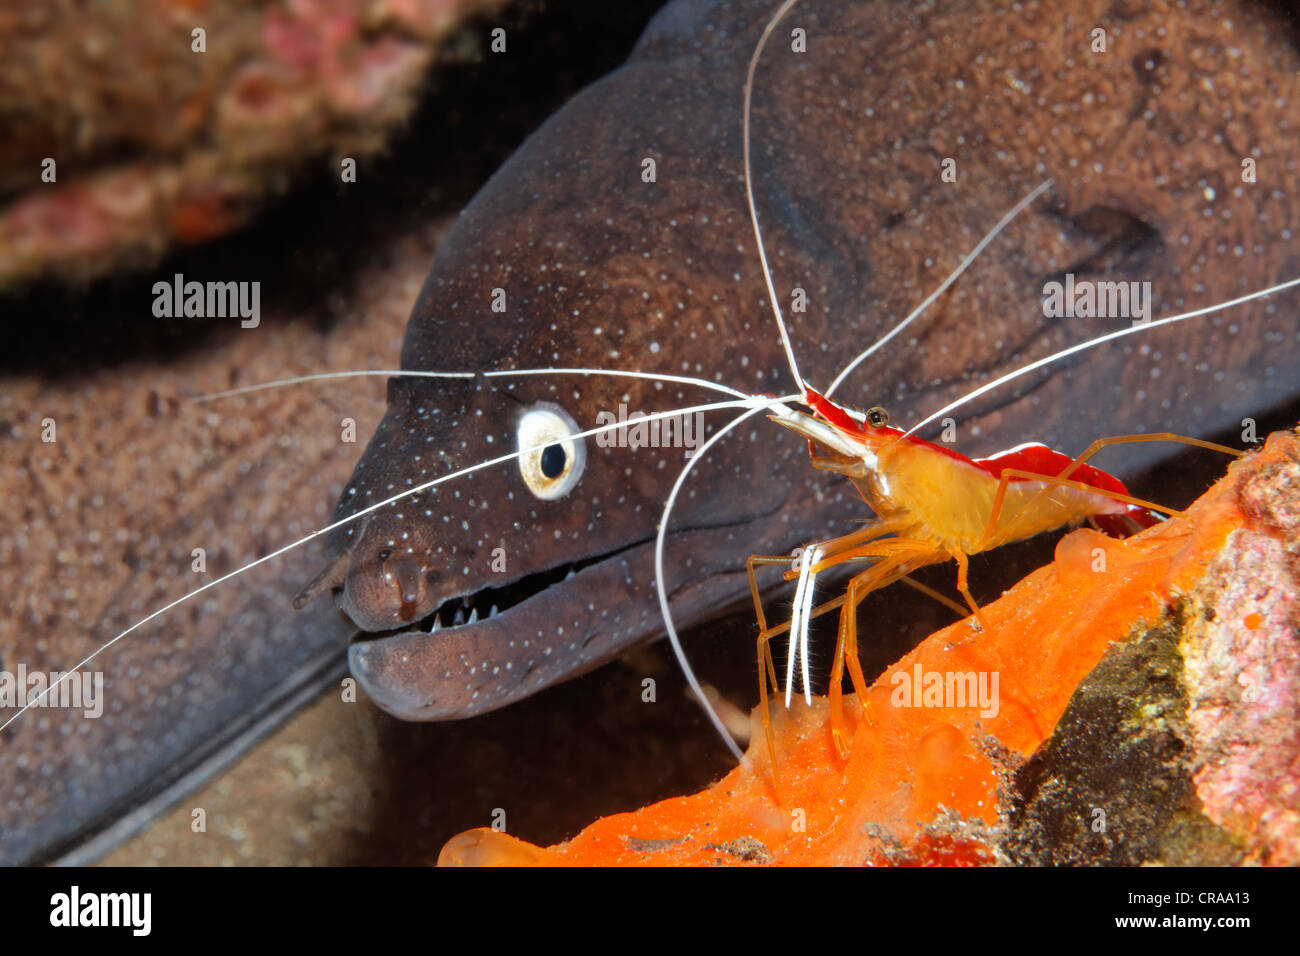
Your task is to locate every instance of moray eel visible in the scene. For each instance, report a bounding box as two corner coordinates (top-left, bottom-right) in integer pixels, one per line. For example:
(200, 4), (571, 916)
(329, 0), (1300, 720)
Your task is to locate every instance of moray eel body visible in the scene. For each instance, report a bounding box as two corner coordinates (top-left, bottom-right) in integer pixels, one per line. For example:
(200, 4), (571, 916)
(334, 0), (1300, 720)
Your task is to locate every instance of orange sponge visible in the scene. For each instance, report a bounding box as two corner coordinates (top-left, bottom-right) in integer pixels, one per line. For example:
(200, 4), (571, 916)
(440, 430), (1298, 866)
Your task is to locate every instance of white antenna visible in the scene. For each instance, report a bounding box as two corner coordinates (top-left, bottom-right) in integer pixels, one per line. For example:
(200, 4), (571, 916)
(653, 402), (788, 764)
(904, 276), (1300, 439)
(826, 180), (1053, 397)
(744, 0), (808, 395)
(190, 367), (752, 403)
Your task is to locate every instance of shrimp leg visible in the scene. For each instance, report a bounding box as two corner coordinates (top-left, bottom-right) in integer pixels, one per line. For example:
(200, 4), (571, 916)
(827, 540), (950, 756)
(747, 515), (915, 795)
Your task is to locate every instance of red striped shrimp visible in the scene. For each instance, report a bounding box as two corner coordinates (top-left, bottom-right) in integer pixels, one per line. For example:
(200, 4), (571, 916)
(749, 388), (1239, 770)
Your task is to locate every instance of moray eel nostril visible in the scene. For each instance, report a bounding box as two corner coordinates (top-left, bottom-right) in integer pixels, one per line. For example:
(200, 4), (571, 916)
(328, 519), (440, 632)
(390, 556), (424, 622)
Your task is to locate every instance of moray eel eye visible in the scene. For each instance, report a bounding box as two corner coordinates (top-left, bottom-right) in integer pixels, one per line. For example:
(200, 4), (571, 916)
(540, 443), (566, 478)
(865, 406), (890, 428)
(517, 404), (585, 499)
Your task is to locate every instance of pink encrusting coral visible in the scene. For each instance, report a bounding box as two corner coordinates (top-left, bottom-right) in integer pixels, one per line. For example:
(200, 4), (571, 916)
(439, 430), (1300, 866)
(1181, 444), (1300, 864)
(0, 0), (509, 286)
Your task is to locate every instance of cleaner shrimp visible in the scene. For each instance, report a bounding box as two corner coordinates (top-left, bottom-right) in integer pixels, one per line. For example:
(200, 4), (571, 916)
(4, 0), (1299, 862)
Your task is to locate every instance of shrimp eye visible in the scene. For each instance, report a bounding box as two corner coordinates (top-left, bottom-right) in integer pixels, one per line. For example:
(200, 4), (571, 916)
(865, 406), (890, 428)
(517, 404), (586, 500)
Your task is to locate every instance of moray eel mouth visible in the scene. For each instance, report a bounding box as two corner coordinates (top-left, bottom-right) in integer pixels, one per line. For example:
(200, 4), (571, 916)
(344, 540), (659, 722)
(389, 553), (603, 632)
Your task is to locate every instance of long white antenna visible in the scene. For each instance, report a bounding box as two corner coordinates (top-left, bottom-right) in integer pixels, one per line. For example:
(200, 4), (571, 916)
(191, 367), (752, 403)
(653, 401), (790, 764)
(825, 180), (1053, 397)
(656, 0), (812, 761)
(744, 0), (807, 395)
(904, 276), (1300, 439)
